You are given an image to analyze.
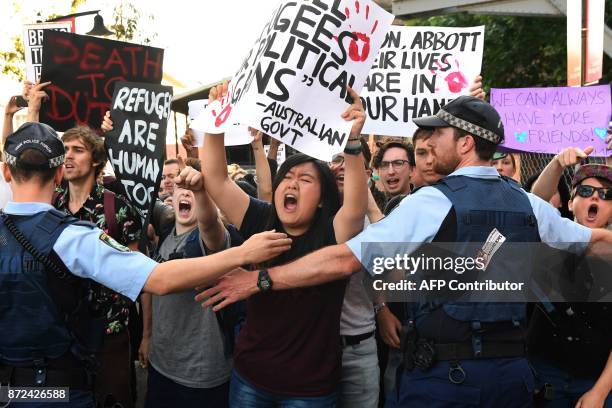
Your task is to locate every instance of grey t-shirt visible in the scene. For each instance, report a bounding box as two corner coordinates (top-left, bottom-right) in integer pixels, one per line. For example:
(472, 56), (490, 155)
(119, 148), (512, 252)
(340, 217), (376, 336)
(149, 226), (232, 388)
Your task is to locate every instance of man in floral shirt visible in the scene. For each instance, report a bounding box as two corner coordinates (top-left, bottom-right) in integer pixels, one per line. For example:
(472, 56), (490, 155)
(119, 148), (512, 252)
(53, 125), (144, 408)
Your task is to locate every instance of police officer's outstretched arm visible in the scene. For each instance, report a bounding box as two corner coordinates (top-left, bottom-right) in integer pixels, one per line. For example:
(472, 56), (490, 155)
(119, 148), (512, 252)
(143, 230), (292, 295)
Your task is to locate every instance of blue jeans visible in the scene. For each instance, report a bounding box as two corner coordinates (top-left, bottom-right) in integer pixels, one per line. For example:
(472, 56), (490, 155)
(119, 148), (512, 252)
(386, 357), (534, 408)
(229, 370), (337, 408)
(531, 357), (612, 408)
(145, 364), (229, 408)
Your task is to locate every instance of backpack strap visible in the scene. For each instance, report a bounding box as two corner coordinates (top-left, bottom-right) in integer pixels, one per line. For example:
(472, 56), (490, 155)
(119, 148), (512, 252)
(103, 189), (119, 240)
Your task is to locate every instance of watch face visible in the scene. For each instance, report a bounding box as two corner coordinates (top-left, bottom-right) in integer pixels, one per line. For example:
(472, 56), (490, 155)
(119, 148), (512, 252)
(259, 279), (271, 291)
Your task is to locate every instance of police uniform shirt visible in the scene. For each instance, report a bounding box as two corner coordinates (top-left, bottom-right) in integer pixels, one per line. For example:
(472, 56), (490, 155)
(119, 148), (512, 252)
(347, 166), (592, 272)
(4, 202), (156, 301)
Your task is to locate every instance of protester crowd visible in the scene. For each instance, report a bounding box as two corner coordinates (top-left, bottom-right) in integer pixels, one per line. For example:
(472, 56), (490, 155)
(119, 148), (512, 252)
(1, 40), (612, 408)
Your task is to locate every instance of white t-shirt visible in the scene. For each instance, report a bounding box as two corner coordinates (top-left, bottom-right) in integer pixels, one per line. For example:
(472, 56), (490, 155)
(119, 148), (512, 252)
(0, 163), (12, 210)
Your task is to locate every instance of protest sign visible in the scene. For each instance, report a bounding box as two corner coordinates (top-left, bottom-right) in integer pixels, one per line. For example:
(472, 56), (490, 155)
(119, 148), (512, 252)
(192, 0), (394, 161)
(105, 81), (173, 227)
(23, 22), (73, 82)
(188, 99), (253, 146)
(361, 25), (485, 137)
(491, 85), (611, 156)
(264, 143), (286, 166)
(40, 31), (164, 131)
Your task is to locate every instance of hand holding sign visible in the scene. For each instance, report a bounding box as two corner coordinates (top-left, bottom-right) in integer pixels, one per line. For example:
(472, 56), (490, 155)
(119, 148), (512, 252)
(555, 146), (594, 169)
(27, 80), (51, 122)
(469, 75), (486, 100)
(342, 87), (366, 138)
(195, 81), (233, 134)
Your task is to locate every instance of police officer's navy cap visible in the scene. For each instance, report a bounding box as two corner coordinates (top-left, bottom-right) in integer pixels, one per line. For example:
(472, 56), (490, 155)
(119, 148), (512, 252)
(413, 96), (505, 145)
(3, 122), (65, 170)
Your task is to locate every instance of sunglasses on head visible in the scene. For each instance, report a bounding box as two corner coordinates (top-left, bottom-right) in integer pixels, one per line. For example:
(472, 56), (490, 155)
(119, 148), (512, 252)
(574, 184), (612, 200)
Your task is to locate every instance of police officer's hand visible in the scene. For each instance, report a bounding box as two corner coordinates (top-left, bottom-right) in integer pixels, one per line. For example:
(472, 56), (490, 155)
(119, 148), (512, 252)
(196, 267), (256, 312)
(238, 230), (292, 265)
(555, 146), (594, 168)
(377, 306), (402, 349)
(575, 386), (608, 408)
(174, 156), (204, 192)
(138, 336), (150, 369)
(101, 111), (114, 133)
(342, 86), (366, 138)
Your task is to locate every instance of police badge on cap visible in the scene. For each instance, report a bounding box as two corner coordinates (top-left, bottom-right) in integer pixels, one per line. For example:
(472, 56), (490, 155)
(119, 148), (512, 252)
(3, 122), (65, 170)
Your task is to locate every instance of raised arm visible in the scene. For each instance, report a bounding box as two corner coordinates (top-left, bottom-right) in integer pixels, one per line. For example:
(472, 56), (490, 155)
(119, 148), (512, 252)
(3, 96), (24, 143)
(25, 81), (50, 123)
(202, 83), (250, 229)
(175, 159), (226, 252)
(532, 146), (593, 201)
(250, 130), (272, 202)
(333, 87), (368, 243)
(180, 128), (200, 159)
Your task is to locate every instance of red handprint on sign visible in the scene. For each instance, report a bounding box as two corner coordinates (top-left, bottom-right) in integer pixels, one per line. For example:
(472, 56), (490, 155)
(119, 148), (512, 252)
(211, 93), (233, 128)
(344, 1), (379, 62)
(430, 59), (469, 94)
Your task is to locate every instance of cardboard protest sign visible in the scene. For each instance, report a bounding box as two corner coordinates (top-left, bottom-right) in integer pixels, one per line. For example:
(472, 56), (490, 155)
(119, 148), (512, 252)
(264, 143), (286, 166)
(192, 0), (394, 161)
(105, 82), (173, 228)
(40, 31), (164, 131)
(188, 99), (253, 146)
(23, 22), (73, 82)
(491, 85), (611, 156)
(361, 25), (485, 137)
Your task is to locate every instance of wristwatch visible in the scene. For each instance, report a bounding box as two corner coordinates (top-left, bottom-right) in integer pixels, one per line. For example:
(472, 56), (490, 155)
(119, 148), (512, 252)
(374, 302), (387, 314)
(257, 268), (273, 292)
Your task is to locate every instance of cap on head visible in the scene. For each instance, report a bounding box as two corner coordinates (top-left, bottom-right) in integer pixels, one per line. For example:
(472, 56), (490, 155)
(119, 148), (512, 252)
(3, 122), (65, 170)
(492, 151), (508, 160)
(413, 95), (505, 145)
(571, 164), (612, 188)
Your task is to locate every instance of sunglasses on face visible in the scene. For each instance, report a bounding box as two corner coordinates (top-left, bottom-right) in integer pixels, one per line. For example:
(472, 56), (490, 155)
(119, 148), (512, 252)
(574, 184), (612, 200)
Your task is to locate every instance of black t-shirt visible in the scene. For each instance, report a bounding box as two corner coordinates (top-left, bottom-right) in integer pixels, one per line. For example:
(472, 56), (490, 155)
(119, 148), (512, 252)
(233, 197), (347, 397)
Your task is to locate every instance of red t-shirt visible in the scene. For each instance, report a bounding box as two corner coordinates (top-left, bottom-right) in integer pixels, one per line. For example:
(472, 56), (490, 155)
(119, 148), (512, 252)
(234, 198), (347, 396)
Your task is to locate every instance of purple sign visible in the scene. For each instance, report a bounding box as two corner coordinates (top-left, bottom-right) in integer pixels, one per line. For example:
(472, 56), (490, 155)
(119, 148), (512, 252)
(491, 85), (611, 156)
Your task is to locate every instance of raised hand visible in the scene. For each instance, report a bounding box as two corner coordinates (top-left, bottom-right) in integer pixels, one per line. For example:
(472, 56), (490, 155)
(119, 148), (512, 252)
(174, 155), (204, 192)
(342, 86), (366, 138)
(101, 111), (114, 133)
(556, 146), (594, 168)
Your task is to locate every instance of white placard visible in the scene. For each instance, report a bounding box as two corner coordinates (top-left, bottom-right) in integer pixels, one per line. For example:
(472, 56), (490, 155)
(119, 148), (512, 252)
(189, 99), (253, 146)
(361, 26), (485, 137)
(192, 0), (394, 161)
(23, 22), (73, 82)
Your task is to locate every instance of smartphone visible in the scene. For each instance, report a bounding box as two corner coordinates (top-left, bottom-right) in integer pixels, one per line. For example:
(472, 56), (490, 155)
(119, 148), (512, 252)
(15, 95), (28, 108)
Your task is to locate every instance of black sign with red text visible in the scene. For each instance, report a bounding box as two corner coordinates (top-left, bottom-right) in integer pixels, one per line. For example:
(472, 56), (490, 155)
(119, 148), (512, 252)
(40, 31), (164, 131)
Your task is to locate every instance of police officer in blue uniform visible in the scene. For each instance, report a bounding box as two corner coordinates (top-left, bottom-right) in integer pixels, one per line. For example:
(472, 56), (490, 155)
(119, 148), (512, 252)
(197, 96), (612, 407)
(0, 122), (291, 407)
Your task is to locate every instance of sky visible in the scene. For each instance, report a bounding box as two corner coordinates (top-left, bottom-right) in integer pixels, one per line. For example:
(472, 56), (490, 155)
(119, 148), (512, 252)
(0, 0), (280, 97)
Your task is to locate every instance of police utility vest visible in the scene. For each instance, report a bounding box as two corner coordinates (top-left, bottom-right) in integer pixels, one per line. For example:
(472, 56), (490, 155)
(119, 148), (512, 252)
(425, 175), (540, 325)
(0, 209), (100, 366)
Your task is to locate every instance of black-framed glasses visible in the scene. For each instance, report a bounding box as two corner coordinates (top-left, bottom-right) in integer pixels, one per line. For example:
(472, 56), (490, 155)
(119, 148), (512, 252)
(574, 185), (612, 200)
(379, 159), (410, 171)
